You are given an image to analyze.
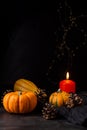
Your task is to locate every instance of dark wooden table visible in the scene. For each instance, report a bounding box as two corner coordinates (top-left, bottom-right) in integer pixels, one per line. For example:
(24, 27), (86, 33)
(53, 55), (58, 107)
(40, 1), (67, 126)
(0, 107), (87, 130)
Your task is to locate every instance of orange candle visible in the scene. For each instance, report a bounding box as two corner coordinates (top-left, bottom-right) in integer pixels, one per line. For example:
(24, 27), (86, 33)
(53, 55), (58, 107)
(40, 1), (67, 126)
(59, 72), (76, 93)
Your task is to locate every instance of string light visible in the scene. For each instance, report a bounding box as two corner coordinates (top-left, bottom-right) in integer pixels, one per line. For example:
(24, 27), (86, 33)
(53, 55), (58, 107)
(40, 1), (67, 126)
(46, 0), (87, 86)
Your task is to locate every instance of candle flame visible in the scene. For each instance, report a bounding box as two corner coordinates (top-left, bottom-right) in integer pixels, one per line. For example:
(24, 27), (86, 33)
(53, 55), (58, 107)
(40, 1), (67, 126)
(66, 72), (69, 79)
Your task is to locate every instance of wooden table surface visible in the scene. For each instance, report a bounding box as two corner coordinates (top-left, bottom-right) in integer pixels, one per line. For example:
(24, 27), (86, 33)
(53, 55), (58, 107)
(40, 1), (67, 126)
(0, 107), (87, 130)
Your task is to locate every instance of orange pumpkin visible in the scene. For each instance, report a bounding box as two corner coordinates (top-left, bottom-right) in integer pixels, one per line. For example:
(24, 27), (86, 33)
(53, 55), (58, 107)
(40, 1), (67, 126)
(49, 90), (70, 107)
(3, 91), (37, 113)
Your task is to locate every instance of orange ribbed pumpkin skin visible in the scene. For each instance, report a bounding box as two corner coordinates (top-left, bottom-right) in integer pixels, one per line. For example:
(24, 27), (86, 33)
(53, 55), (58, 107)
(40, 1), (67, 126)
(49, 91), (70, 107)
(3, 91), (37, 113)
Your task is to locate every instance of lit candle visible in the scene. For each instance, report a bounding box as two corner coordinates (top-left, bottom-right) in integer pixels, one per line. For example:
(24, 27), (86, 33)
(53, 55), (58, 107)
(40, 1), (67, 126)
(59, 72), (76, 93)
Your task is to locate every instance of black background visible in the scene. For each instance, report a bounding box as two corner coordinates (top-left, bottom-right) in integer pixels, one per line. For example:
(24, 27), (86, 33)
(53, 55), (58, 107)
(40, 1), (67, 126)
(0, 0), (87, 96)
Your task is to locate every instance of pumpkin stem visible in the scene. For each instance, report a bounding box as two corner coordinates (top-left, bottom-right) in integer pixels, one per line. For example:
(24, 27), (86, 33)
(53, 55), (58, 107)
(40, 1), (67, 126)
(57, 88), (61, 92)
(18, 91), (22, 96)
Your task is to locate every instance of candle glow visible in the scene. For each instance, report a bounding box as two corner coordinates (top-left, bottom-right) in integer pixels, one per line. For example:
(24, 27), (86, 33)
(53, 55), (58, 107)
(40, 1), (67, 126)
(59, 72), (76, 93)
(66, 72), (69, 79)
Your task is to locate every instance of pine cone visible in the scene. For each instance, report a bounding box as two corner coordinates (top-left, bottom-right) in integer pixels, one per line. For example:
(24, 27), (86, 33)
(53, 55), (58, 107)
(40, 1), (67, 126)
(36, 89), (48, 104)
(2, 89), (13, 96)
(65, 93), (83, 108)
(42, 102), (57, 120)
